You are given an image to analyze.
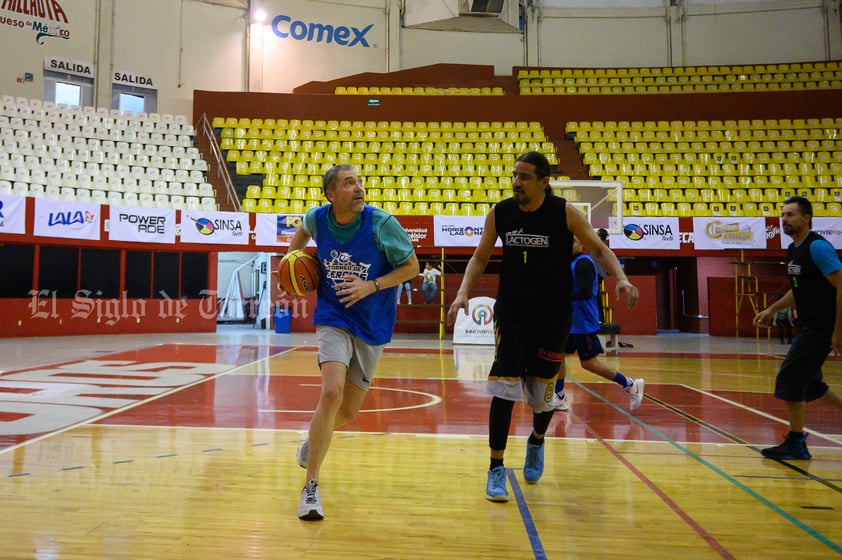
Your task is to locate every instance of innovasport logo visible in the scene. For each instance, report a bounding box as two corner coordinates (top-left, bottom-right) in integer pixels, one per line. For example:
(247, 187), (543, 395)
(270, 14), (374, 47)
(471, 303), (493, 325)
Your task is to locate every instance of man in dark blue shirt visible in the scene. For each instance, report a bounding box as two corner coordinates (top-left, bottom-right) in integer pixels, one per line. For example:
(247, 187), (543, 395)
(753, 196), (842, 460)
(552, 235), (644, 413)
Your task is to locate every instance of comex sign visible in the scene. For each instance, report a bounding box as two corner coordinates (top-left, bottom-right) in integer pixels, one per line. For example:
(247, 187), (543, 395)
(271, 14), (374, 47)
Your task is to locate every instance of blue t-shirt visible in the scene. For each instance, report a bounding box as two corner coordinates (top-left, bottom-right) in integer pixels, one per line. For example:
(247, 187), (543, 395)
(809, 238), (842, 276)
(303, 204), (414, 345)
(569, 253), (600, 334)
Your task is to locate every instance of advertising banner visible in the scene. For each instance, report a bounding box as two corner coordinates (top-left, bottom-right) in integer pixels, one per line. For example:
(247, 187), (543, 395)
(781, 217), (842, 249)
(255, 213), (305, 246)
(108, 206), (176, 244)
(433, 216), (500, 248)
(180, 210), (250, 245)
(0, 194), (26, 235)
(692, 217), (767, 250)
(33, 199), (101, 241)
(610, 217), (680, 250)
(452, 296), (495, 345)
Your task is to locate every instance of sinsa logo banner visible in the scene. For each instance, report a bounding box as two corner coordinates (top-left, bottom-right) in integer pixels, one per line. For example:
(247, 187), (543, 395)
(781, 217), (842, 249)
(180, 210), (249, 245)
(692, 217), (767, 250)
(610, 217), (680, 250)
(108, 206), (176, 244)
(33, 198), (100, 240)
(433, 216), (501, 248)
(0, 194), (26, 234)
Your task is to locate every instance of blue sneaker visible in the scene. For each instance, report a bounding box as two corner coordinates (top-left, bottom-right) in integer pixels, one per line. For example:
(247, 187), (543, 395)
(523, 442), (544, 484)
(485, 466), (509, 502)
(762, 432), (811, 460)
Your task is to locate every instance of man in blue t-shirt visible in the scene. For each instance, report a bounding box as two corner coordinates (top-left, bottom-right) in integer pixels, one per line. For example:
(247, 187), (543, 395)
(288, 164), (418, 520)
(754, 196), (842, 460)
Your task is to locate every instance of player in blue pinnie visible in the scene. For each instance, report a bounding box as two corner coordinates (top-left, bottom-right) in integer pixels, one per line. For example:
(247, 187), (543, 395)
(287, 164), (418, 520)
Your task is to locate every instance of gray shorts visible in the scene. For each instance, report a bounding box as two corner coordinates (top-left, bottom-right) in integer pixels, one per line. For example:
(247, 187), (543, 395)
(487, 378), (556, 413)
(316, 325), (385, 391)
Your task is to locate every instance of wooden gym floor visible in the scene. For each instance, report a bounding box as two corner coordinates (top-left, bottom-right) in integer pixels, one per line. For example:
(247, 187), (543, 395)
(0, 326), (840, 559)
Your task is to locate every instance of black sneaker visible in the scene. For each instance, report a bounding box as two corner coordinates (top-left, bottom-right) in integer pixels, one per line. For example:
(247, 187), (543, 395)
(761, 432), (811, 460)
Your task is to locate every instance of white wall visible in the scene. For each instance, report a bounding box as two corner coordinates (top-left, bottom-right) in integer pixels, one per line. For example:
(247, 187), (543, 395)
(400, 28), (524, 74)
(681, 0), (829, 66)
(0, 0), (839, 116)
(253, 0), (388, 93)
(0, 0), (244, 118)
(536, 7), (670, 68)
(0, 0), (98, 101)
(112, 0), (245, 116)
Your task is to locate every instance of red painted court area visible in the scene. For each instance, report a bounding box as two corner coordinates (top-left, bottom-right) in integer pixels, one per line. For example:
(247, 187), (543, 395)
(1, 343), (840, 452)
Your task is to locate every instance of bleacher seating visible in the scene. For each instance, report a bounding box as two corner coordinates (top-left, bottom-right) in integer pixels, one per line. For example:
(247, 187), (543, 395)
(212, 118), (560, 215)
(569, 118), (842, 216)
(0, 95), (216, 210)
(334, 86), (505, 96)
(518, 61), (842, 95)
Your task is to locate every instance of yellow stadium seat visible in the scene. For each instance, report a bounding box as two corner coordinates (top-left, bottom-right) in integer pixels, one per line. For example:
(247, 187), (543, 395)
(725, 203), (742, 216)
(241, 198), (257, 212)
(676, 202), (693, 217)
(758, 202), (777, 216)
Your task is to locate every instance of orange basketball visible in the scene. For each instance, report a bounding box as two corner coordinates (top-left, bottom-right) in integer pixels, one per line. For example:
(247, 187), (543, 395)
(277, 250), (321, 295)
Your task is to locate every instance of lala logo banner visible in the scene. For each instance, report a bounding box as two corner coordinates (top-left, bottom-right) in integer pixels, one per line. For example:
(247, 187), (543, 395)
(33, 198), (100, 240)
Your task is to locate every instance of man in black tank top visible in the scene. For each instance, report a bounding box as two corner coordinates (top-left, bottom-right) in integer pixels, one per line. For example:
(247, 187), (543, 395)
(753, 197), (842, 460)
(447, 151), (639, 502)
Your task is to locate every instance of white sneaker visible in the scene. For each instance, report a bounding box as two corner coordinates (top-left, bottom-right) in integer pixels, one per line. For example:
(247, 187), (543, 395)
(297, 479), (324, 520)
(296, 439), (308, 469)
(551, 392), (570, 411)
(624, 378), (645, 412)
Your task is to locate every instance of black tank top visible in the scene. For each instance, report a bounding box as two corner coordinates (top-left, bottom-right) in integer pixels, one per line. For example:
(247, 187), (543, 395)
(494, 194), (573, 319)
(788, 230), (836, 328)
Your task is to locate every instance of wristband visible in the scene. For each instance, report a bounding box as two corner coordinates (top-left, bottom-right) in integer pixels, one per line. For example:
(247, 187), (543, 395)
(373, 279), (380, 291)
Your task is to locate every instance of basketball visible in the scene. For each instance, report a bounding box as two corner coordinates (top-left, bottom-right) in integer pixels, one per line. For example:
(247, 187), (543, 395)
(277, 250), (321, 295)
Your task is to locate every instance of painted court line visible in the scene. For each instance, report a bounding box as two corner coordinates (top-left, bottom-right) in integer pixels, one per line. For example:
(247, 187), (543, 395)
(507, 468), (547, 560)
(0, 345), (300, 457)
(680, 384), (842, 446)
(572, 379), (842, 557)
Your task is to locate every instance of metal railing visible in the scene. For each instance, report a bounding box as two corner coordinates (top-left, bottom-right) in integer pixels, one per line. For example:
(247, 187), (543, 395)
(197, 113), (239, 211)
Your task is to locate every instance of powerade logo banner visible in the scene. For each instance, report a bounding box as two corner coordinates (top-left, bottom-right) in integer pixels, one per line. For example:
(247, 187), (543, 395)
(609, 217), (679, 250)
(1, 0), (71, 44)
(108, 206), (175, 244)
(180, 210), (249, 245)
(692, 217), (766, 250)
(453, 296), (495, 345)
(780, 217), (842, 250)
(0, 194), (26, 234)
(271, 14), (374, 48)
(33, 198), (100, 240)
